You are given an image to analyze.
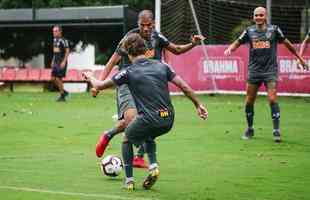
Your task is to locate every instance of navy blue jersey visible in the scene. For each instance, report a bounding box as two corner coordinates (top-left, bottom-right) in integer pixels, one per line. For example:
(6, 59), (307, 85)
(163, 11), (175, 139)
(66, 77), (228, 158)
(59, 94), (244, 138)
(112, 58), (176, 123)
(238, 25), (286, 77)
(116, 28), (170, 70)
(52, 37), (69, 65)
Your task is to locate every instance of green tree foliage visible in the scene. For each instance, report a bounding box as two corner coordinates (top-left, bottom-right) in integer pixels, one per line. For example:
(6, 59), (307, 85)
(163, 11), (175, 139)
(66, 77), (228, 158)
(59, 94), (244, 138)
(0, 0), (154, 65)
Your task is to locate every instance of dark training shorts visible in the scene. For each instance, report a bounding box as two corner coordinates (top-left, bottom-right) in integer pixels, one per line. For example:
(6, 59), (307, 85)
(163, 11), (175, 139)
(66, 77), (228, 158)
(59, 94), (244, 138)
(116, 84), (136, 120)
(51, 65), (67, 78)
(125, 115), (174, 146)
(247, 73), (277, 89)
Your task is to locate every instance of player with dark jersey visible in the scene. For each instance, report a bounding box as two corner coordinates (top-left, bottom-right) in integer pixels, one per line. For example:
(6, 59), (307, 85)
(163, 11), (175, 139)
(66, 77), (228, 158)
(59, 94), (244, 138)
(224, 7), (308, 142)
(83, 33), (208, 190)
(51, 25), (70, 102)
(93, 10), (205, 168)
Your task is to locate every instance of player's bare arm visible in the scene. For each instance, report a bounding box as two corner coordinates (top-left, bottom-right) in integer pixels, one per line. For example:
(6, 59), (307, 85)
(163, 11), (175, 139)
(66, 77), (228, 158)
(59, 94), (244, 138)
(83, 72), (115, 91)
(171, 75), (208, 120)
(91, 53), (121, 97)
(165, 35), (205, 55)
(283, 39), (309, 70)
(299, 35), (310, 57)
(224, 40), (241, 56)
(100, 53), (122, 81)
(60, 47), (70, 68)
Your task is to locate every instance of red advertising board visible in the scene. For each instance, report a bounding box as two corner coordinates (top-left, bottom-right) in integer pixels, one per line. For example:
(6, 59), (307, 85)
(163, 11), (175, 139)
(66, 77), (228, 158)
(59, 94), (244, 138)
(164, 44), (310, 95)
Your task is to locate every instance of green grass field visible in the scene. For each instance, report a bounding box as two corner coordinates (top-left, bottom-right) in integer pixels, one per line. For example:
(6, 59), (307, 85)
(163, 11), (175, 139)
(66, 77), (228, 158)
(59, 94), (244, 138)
(0, 92), (310, 200)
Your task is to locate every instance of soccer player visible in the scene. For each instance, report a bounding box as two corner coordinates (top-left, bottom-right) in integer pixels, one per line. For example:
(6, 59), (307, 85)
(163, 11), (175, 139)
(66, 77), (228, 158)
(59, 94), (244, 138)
(83, 33), (208, 190)
(299, 29), (310, 57)
(94, 10), (205, 167)
(51, 25), (70, 102)
(224, 7), (308, 142)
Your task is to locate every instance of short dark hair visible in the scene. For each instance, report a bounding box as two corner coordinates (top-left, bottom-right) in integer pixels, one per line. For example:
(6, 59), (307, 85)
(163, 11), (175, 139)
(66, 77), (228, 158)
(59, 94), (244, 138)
(138, 10), (154, 20)
(53, 25), (62, 32)
(123, 33), (146, 57)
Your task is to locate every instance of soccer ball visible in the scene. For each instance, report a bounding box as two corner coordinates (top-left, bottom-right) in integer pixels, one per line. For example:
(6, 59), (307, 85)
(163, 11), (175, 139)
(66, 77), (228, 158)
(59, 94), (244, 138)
(100, 155), (123, 177)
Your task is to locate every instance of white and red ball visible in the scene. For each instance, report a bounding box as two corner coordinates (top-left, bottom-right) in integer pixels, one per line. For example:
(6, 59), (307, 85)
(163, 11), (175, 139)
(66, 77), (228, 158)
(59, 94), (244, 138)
(100, 155), (123, 177)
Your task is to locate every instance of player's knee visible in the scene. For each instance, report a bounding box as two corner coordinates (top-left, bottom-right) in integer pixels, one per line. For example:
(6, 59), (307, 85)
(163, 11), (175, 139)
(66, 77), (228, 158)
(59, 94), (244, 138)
(122, 135), (129, 143)
(123, 110), (136, 126)
(268, 96), (277, 104)
(245, 97), (255, 105)
(117, 120), (127, 131)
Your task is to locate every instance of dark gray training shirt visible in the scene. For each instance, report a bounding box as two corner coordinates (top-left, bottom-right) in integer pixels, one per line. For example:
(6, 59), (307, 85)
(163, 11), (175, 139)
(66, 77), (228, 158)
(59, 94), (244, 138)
(52, 37), (69, 66)
(238, 24), (286, 78)
(112, 58), (176, 123)
(115, 28), (170, 70)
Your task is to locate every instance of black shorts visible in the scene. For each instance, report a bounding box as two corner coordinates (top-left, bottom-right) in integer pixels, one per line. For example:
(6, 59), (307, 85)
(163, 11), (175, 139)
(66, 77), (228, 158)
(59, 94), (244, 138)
(51, 65), (67, 78)
(247, 74), (277, 88)
(125, 115), (174, 146)
(116, 84), (136, 120)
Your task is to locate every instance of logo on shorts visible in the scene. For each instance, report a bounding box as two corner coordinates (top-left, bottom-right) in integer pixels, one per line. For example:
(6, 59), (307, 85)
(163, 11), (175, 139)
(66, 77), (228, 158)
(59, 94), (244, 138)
(158, 108), (169, 118)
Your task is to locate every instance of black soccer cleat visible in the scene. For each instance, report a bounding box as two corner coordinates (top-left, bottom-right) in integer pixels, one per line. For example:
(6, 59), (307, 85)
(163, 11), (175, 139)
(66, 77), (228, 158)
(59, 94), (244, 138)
(273, 130), (281, 143)
(142, 167), (160, 190)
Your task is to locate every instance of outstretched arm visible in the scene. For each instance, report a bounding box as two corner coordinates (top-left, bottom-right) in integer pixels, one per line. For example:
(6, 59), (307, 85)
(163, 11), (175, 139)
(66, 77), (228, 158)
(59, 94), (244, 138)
(171, 75), (208, 120)
(83, 72), (116, 91)
(224, 40), (241, 56)
(299, 35), (310, 57)
(283, 39), (308, 70)
(165, 35), (206, 55)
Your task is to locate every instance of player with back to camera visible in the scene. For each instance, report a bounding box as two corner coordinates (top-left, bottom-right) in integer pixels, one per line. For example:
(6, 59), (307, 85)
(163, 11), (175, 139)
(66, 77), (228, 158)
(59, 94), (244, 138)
(224, 7), (308, 142)
(93, 10), (206, 168)
(83, 33), (208, 190)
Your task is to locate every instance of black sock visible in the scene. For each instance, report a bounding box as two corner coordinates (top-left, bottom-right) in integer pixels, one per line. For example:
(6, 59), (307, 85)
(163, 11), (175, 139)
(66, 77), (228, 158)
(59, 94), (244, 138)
(144, 139), (157, 165)
(270, 102), (280, 131)
(245, 104), (254, 129)
(106, 128), (119, 140)
(122, 141), (134, 178)
(136, 145), (145, 158)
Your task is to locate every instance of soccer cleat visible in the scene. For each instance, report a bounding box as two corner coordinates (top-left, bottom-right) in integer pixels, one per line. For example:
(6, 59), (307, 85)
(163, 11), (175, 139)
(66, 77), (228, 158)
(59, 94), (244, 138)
(273, 130), (281, 143)
(133, 156), (148, 168)
(96, 132), (110, 157)
(142, 167), (160, 190)
(242, 127), (254, 140)
(123, 180), (135, 191)
(56, 96), (66, 102)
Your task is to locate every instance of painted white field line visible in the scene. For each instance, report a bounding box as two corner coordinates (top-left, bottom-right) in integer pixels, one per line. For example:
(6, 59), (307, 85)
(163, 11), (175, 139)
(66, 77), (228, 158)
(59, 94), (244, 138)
(0, 185), (159, 200)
